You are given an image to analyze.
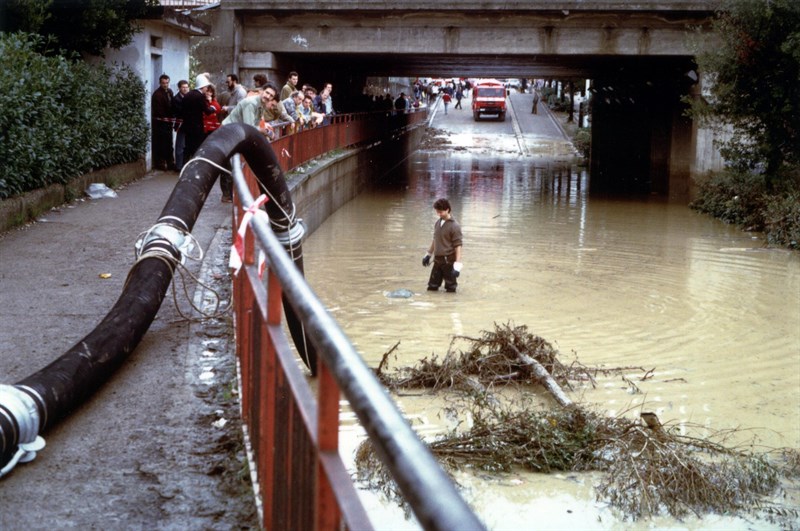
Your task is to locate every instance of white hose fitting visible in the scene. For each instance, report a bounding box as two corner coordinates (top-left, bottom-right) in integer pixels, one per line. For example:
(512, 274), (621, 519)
(0, 385), (45, 478)
(134, 222), (201, 264)
(274, 218), (306, 250)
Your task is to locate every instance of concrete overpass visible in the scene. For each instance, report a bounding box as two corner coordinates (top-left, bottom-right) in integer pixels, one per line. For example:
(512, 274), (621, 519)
(194, 0), (722, 197)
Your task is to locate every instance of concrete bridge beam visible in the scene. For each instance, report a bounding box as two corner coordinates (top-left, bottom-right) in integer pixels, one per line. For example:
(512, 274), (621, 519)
(239, 12), (704, 59)
(192, 0), (721, 198)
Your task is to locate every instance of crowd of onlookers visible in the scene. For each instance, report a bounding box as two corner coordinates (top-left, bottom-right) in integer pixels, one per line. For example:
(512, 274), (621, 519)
(151, 70), (342, 200)
(150, 71), (439, 201)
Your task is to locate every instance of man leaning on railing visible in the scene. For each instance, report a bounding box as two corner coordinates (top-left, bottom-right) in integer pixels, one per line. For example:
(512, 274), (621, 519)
(298, 94), (325, 130)
(279, 91), (305, 134)
(222, 82), (280, 140)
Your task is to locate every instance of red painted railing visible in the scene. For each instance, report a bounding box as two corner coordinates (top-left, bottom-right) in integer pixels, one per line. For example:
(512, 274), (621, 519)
(232, 161), (370, 529)
(229, 111), (485, 530)
(270, 109), (429, 174)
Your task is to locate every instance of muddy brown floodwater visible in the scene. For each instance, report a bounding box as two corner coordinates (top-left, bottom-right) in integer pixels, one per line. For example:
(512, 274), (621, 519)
(302, 135), (800, 529)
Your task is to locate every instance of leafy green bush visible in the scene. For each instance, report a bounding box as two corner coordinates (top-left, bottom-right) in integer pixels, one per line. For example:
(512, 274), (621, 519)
(763, 193), (800, 249)
(546, 94), (570, 112)
(688, 0), (800, 186)
(691, 167), (800, 249)
(0, 32), (147, 199)
(573, 128), (591, 159)
(690, 169), (767, 229)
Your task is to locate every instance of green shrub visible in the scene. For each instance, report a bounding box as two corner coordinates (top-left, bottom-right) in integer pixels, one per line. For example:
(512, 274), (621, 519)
(0, 32), (148, 199)
(691, 167), (800, 249)
(763, 194), (800, 249)
(546, 94), (569, 112)
(690, 169), (768, 230)
(573, 128), (591, 159)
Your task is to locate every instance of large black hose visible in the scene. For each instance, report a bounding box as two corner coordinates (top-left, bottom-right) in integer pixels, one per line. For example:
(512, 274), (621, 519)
(0, 123), (316, 476)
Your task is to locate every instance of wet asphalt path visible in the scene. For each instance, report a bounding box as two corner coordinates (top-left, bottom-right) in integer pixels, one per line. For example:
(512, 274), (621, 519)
(428, 89), (576, 158)
(0, 172), (255, 528)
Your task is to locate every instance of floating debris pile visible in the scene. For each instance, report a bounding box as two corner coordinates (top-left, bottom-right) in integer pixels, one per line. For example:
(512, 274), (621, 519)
(358, 322), (799, 524)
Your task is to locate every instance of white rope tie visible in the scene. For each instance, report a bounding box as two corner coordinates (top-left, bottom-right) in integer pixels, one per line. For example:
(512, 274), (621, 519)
(132, 222), (227, 321)
(179, 156), (232, 179)
(254, 176), (312, 369)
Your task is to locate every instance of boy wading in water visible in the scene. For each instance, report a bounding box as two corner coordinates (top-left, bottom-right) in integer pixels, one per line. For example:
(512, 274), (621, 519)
(422, 198), (463, 293)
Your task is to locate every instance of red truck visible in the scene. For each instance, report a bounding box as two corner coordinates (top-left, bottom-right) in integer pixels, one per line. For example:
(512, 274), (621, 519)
(471, 79), (507, 121)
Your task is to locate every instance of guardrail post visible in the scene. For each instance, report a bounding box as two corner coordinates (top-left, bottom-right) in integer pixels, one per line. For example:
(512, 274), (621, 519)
(261, 267), (282, 527)
(233, 199), (253, 421)
(316, 361), (341, 530)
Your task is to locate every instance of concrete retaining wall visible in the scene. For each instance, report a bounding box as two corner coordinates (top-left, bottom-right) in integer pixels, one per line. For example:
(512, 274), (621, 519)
(287, 126), (426, 236)
(0, 160), (147, 234)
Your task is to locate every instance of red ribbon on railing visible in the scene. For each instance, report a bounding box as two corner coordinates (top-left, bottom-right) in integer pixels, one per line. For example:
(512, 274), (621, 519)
(230, 194), (269, 278)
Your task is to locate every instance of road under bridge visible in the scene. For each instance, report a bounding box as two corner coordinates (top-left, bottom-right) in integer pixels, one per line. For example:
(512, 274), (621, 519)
(193, 0), (723, 198)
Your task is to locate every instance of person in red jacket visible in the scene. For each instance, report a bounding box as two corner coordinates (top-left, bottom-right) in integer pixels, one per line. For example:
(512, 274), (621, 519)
(203, 84), (222, 136)
(442, 92), (452, 114)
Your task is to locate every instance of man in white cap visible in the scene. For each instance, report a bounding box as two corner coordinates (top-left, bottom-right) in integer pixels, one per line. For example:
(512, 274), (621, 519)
(181, 73), (216, 166)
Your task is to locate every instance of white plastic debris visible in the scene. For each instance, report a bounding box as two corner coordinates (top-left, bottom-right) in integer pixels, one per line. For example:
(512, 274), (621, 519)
(85, 183), (118, 199)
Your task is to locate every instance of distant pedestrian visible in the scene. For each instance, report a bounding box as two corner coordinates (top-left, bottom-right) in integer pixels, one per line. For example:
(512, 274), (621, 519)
(221, 73), (247, 117)
(442, 92), (451, 114)
(394, 92), (407, 113)
(421, 198), (463, 293)
(151, 74), (175, 171)
(248, 74), (268, 96)
(413, 79), (422, 100)
(454, 87), (463, 110)
(531, 90), (540, 114)
(172, 80), (190, 170)
(280, 71), (299, 101)
(181, 74), (216, 167)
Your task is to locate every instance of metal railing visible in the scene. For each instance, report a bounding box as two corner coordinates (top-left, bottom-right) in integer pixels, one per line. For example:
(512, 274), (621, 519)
(229, 111), (484, 529)
(268, 108), (430, 174)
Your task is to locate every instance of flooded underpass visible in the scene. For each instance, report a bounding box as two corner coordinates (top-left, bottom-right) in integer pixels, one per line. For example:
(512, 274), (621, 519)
(302, 130), (800, 529)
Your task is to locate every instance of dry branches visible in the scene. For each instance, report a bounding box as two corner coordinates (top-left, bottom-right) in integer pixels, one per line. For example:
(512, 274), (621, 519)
(357, 322), (797, 523)
(376, 322), (601, 392)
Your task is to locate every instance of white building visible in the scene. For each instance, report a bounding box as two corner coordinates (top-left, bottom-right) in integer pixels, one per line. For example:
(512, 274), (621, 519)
(86, 7), (210, 170)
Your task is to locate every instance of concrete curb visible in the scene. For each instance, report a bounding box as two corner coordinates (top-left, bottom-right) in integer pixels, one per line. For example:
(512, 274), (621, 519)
(506, 94), (530, 157)
(0, 159), (147, 234)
